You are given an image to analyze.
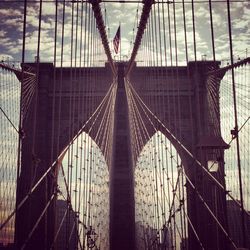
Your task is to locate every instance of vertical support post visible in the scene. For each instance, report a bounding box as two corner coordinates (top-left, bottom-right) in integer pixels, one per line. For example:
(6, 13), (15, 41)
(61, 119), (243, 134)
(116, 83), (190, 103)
(120, 22), (122, 62)
(185, 61), (229, 250)
(15, 64), (56, 250)
(110, 62), (135, 250)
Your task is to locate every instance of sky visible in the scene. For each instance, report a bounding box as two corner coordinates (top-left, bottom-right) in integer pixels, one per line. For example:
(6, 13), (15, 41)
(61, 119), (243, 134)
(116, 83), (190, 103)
(0, 0), (249, 64)
(0, 0), (249, 246)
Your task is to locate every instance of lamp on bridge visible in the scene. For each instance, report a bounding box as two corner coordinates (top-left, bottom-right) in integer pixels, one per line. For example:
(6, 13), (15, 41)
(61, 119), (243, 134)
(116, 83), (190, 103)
(208, 160), (219, 173)
(196, 135), (230, 249)
(197, 135), (230, 173)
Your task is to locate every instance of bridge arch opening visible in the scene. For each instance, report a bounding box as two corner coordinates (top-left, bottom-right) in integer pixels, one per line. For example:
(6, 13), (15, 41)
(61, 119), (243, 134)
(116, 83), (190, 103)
(134, 131), (188, 250)
(54, 131), (109, 250)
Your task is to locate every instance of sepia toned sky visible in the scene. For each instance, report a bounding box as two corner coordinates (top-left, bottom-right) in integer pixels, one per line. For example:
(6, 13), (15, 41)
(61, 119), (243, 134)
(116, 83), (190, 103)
(0, 0), (249, 245)
(0, 0), (249, 64)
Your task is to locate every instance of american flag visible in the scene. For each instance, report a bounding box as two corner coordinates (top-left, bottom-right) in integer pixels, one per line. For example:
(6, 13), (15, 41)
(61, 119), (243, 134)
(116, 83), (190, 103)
(113, 26), (120, 54)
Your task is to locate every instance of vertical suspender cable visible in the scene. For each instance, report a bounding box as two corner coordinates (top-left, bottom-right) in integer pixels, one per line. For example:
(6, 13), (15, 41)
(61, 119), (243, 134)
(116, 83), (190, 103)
(50, 0), (58, 169)
(191, 0), (197, 61)
(226, 0), (246, 247)
(15, 0), (27, 231)
(208, 0), (216, 61)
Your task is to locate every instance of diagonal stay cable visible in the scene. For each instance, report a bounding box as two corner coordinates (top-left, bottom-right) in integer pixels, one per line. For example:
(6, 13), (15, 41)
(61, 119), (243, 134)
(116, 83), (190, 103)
(49, 203), (69, 249)
(59, 163), (84, 250)
(126, 81), (205, 249)
(0, 106), (19, 134)
(126, 80), (238, 248)
(182, 167), (238, 249)
(125, 78), (249, 213)
(20, 193), (56, 250)
(0, 62), (36, 78)
(0, 81), (116, 231)
(126, 0), (155, 75)
(89, 0), (116, 75)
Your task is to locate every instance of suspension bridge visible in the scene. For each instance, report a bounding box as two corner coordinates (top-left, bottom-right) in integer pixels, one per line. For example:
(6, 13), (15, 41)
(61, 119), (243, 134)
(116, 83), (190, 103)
(0, 0), (249, 249)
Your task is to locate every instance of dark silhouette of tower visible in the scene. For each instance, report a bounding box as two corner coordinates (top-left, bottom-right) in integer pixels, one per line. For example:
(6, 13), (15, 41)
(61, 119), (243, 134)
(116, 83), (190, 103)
(14, 61), (229, 250)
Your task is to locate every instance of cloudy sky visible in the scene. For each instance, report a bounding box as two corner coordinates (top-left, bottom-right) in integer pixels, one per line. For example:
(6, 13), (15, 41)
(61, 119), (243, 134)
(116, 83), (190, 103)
(0, 0), (249, 245)
(0, 0), (249, 65)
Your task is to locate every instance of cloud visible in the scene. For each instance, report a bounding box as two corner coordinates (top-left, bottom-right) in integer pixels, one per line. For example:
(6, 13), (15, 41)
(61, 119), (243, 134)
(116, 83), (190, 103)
(0, 8), (22, 17)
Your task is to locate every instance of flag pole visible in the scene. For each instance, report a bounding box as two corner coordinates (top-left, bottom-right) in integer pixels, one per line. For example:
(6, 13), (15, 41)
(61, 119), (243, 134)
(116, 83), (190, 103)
(120, 22), (121, 62)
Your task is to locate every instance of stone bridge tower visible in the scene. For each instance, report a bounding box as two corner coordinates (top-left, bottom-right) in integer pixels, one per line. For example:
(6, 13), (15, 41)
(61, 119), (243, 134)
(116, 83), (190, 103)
(15, 61), (228, 250)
